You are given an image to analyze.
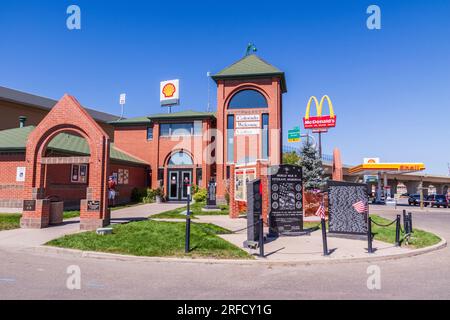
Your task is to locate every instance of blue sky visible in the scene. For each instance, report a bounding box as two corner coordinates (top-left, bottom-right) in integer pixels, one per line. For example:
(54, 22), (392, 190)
(1, 0), (449, 174)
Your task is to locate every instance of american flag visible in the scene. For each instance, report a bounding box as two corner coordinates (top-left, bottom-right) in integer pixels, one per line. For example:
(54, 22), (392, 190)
(353, 200), (368, 214)
(315, 202), (327, 220)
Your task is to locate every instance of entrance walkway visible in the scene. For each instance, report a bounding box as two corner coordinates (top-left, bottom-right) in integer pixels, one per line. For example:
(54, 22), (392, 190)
(0, 202), (184, 250)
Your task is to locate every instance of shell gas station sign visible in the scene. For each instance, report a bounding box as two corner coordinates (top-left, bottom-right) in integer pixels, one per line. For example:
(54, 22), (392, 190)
(160, 79), (180, 107)
(303, 95), (336, 130)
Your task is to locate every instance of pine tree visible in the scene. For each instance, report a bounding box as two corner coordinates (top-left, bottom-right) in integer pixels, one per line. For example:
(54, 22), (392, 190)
(298, 140), (328, 190)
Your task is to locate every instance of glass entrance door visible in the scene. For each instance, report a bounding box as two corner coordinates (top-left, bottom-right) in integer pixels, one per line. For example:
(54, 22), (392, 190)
(181, 171), (192, 200)
(168, 171), (179, 200)
(167, 169), (193, 201)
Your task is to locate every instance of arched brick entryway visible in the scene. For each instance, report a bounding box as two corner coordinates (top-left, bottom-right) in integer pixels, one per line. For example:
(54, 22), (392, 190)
(20, 95), (111, 231)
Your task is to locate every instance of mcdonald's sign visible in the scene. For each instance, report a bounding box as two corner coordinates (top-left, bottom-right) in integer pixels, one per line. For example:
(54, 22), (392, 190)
(303, 95), (337, 129)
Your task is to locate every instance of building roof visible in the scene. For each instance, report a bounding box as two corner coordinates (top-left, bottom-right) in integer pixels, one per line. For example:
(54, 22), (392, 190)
(0, 126), (147, 165)
(0, 86), (120, 123)
(212, 54), (287, 93)
(109, 110), (216, 126)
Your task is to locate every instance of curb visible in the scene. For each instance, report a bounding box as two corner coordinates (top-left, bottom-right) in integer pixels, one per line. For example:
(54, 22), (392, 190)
(29, 237), (447, 267)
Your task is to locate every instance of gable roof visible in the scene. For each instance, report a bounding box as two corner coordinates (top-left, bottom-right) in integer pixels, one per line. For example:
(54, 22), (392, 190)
(212, 54), (287, 93)
(0, 126), (147, 165)
(109, 110), (216, 126)
(0, 86), (120, 123)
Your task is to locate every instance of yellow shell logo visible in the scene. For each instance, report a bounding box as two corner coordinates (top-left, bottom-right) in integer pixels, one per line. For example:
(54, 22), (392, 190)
(162, 83), (176, 98)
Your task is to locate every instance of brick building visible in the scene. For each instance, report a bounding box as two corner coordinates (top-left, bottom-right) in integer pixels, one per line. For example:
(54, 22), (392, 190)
(0, 54), (286, 229)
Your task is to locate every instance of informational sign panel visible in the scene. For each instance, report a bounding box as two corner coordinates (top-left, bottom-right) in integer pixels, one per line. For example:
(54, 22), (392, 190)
(87, 200), (100, 211)
(288, 127), (301, 143)
(23, 200), (36, 212)
(16, 167), (26, 182)
(160, 79), (180, 106)
(269, 165), (303, 235)
(119, 93), (126, 105)
(327, 181), (369, 235)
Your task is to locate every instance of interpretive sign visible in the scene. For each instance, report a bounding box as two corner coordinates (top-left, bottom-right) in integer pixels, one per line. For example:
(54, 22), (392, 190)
(87, 200), (100, 212)
(268, 165), (303, 235)
(327, 181), (369, 235)
(23, 200), (36, 212)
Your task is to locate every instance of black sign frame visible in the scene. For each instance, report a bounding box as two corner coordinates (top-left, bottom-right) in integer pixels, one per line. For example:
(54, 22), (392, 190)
(327, 180), (369, 236)
(268, 165), (303, 236)
(87, 200), (101, 212)
(23, 200), (36, 212)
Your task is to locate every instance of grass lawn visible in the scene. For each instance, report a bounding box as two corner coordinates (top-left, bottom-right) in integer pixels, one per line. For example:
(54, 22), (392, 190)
(371, 215), (441, 249)
(47, 220), (251, 259)
(0, 210), (80, 231)
(0, 214), (21, 231)
(151, 202), (229, 219)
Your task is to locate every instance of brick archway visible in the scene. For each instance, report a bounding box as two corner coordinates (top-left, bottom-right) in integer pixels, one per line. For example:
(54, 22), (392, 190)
(20, 95), (111, 231)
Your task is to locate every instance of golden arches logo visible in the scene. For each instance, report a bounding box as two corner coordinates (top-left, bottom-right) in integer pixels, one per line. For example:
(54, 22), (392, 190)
(305, 95), (335, 119)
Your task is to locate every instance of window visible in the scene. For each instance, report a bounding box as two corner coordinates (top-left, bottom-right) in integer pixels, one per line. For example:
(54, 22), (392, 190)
(262, 114), (269, 159)
(228, 89), (268, 109)
(160, 124), (170, 136)
(71, 164), (88, 183)
(147, 127), (153, 140)
(194, 121), (202, 136)
(168, 151), (194, 166)
(226, 166), (231, 180)
(227, 115), (234, 163)
(160, 123), (195, 137)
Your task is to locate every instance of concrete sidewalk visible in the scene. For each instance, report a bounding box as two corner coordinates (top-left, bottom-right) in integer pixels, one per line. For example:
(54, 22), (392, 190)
(0, 202), (185, 250)
(195, 215), (414, 262)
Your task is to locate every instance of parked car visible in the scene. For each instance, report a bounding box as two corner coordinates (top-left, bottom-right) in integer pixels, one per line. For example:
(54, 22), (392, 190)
(426, 194), (449, 208)
(408, 194), (422, 206)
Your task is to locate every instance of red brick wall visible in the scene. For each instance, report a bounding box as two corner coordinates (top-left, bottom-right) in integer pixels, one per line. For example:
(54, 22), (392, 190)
(0, 153), (26, 206)
(109, 163), (148, 203)
(113, 119), (214, 194)
(45, 164), (87, 207)
(215, 77), (283, 202)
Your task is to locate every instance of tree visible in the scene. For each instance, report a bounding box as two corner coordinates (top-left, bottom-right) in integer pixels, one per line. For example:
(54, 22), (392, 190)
(299, 140), (328, 190)
(282, 151), (301, 165)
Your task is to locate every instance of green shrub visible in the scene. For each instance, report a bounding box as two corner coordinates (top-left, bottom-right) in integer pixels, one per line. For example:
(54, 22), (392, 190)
(131, 188), (148, 203)
(142, 187), (164, 203)
(193, 188), (207, 203)
(225, 192), (230, 205)
(191, 184), (200, 195)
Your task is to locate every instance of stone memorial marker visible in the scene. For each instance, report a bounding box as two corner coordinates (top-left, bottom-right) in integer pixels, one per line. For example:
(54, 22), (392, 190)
(268, 165), (303, 236)
(244, 179), (262, 248)
(203, 179), (220, 211)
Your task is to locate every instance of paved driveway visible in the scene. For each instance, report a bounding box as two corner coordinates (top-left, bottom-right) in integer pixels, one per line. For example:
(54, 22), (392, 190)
(0, 204), (449, 299)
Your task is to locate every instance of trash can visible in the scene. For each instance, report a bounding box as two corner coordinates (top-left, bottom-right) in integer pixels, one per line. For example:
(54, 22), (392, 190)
(47, 196), (64, 225)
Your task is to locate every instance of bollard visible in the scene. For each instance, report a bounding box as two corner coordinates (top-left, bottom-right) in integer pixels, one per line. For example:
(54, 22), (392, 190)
(259, 218), (265, 258)
(408, 212), (413, 233)
(185, 186), (191, 254)
(395, 214), (401, 247)
(368, 217), (373, 253)
(321, 218), (329, 256)
(403, 210), (408, 234)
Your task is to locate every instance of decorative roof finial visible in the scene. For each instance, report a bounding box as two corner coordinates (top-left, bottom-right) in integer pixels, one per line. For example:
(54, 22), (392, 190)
(245, 43), (257, 56)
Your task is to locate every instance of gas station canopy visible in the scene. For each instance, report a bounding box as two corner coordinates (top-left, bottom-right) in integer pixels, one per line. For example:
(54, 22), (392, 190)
(349, 163), (426, 176)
